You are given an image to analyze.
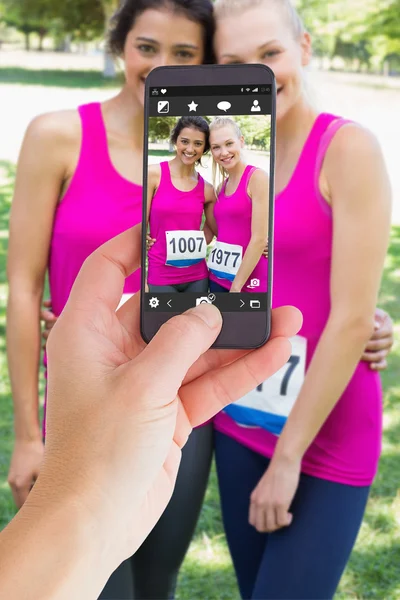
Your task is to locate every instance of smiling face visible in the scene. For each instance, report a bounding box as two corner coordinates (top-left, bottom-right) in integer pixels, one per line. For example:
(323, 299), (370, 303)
(210, 125), (244, 170)
(214, 3), (311, 121)
(123, 8), (205, 107)
(175, 127), (207, 165)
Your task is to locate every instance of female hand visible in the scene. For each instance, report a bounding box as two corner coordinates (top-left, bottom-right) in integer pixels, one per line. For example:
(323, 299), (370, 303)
(146, 233), (156, 250)
(36, 225), (301, 569)
(40, 299), (57, 348)
(362, 307), (394, 371)
(249, 455), (302, 533)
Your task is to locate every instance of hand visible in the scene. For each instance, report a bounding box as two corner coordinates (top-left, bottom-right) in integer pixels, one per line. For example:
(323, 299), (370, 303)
(32, 225), (301, 570)
(362, 307), (394, 371)
(249, 455), (301, 533)
(146, 233), (156, 250)
(262, 241), (269, 258)
(7, 439), (45, 508)
(229, 284), (242, 293)
(40, 299), (57, 348)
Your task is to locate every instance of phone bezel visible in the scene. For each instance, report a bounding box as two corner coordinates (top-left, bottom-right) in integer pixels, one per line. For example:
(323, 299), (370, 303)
(141, 64), (275, 349)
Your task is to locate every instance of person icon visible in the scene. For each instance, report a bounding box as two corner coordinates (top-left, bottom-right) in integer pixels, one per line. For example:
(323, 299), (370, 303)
(251, 99), (261, 112)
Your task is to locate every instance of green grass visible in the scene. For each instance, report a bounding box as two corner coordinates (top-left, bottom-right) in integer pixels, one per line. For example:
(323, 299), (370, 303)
(0, 67), (122, 89)
(1, 164), (399, 597)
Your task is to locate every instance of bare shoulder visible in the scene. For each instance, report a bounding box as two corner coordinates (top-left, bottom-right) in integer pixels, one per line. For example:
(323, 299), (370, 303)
(324, 122), (384, 176)
(250, 168), (269, 184)
(148, 163), (161, 185)
(248, 167), (269, 197)
(25, 109), (81, 147)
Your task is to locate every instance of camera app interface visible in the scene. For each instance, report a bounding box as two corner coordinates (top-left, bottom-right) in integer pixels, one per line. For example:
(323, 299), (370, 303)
(145, 84), (272, 313)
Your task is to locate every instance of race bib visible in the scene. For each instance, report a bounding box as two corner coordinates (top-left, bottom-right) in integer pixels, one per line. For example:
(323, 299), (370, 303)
(224, 336), (307, 435)
(166, 230), (207, 268)
(207, 240), (243, 282)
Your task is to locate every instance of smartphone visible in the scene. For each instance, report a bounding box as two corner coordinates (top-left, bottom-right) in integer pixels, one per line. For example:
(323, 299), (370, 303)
(141, 64), (275, 349)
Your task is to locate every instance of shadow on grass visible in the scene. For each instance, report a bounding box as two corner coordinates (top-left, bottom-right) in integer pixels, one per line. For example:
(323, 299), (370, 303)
(0, 67), (122, 89)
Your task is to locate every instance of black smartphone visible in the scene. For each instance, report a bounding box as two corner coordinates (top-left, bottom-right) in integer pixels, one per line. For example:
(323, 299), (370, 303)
(141, 64), (275, 349)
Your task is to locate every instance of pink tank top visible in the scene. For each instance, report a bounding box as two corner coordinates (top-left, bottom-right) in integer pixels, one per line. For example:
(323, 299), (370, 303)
(209, 165), (268, 292)
(48, 103), (142, 317)
(214, 114), (383, 486)
(147, 161), (209, 286)
(43, 102), (142, 436)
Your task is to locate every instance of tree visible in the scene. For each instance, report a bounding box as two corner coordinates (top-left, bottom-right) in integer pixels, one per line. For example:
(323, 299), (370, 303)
(3, 0), (55, 50)
(101, 0), (119, 78)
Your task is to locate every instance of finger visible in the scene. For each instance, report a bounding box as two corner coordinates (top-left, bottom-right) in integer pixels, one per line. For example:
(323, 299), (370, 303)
(265, 506), (277, 532)
(249, 500), (257, 528)
(174, 402), (193, 449)
(116, 293), (147, 353)
(362, 350), (388, 364)
(40, 310), (56, 322)
(276, 505), (292, 528)
(181, 336), (292, 427)
(67, 226), (141, 313)
(183, 306), (302, 385)
(12, 485), (30, 509)
(43, 299), (52, 308)
(364, 338), (393, 353)
(132, 304), (223, 402)
(369, 359), (388, 371)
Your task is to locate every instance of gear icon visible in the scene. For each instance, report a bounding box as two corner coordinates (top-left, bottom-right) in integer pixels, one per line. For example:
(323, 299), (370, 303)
(149, 297), (160, 309)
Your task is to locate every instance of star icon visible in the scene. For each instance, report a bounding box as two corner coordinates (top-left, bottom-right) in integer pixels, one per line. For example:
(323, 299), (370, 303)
(188, 101), (198, 112)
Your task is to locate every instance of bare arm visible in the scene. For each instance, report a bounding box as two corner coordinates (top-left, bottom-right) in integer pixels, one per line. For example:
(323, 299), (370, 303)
(275, 125), (392, 461)
(203, 182), (218, 244)
(7, 111), (76, 507)
(231, 169), (269, 292)
(146, 164), (161, 226)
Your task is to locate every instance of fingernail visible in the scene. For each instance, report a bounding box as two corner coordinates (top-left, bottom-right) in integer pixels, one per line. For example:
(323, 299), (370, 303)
(374, 320), (380, 330)
(190, 304), (222, 329)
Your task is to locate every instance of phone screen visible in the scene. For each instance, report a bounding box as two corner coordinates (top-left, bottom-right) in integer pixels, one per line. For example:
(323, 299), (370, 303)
(143, 76), (273, 346)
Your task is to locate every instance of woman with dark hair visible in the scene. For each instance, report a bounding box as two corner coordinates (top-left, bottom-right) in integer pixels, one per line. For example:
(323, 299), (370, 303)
(6, 2), (216, 599)
(147, 116), (215, 294)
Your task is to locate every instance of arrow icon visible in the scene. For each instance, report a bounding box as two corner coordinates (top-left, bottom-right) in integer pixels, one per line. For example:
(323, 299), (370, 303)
(167, 299), (172, 308)
(240, 300), (245, 308)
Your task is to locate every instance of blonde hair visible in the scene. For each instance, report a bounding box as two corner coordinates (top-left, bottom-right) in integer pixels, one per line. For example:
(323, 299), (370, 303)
(209, 117), (244, 193)
(214, 0), (305, 40)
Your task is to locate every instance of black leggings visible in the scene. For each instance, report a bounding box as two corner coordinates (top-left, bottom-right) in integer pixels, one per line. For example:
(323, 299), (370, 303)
(148, 278), (209, 294)
(98, 423), (214, 599)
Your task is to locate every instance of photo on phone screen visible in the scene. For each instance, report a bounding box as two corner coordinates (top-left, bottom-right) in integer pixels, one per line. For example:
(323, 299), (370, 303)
(142, 67), (274, 348)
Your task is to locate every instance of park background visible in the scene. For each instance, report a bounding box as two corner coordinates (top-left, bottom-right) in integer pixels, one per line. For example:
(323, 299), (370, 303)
(0, 0), (399, 598)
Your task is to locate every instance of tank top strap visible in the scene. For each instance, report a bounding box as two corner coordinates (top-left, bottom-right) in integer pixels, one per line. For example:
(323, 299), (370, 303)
(159, 161), (171, 184)
(315, 117), (354, 176)
(287, 113), (340, 189)
(77, 103), (110, 171)
(243, 165), (258, 195)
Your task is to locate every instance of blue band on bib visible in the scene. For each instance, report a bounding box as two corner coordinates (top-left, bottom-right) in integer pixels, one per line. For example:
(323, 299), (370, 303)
(224, 404), (287, 436)
(209, 268), (235, 282)
(166, 258), (204, 268)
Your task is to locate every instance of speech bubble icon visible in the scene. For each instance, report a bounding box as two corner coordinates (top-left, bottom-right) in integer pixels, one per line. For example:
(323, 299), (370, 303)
(217, 101), (231, 112)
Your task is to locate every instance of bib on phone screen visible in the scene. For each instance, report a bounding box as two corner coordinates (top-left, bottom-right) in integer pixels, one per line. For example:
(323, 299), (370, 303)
(223, 336), (307, 435)
(207, 240), (243, 282)
(165, 230), (207, 268)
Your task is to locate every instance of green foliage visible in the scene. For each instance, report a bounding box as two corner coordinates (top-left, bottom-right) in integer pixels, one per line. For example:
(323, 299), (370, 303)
(295, 0), (400, 70)
(1, 0), (105, 47)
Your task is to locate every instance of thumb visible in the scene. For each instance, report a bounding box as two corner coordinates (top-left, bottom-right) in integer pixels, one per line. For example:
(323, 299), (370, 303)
(135, 304), (222, 401)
